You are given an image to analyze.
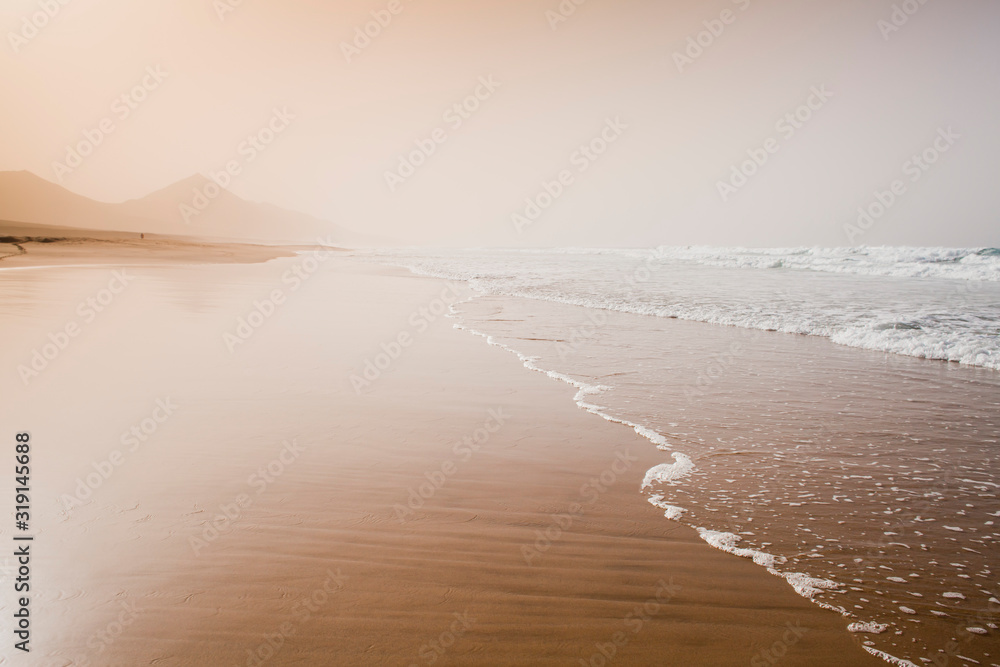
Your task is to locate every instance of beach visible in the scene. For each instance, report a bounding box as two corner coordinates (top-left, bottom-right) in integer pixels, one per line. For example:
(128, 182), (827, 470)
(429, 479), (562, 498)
(365, 247), (1000, 666)
(5, 0), (998, 663)
(0, 240), (889, 665)
(0, 222), (299, 270)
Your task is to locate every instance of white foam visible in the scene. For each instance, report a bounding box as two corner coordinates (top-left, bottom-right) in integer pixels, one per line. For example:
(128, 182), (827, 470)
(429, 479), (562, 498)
(368, 245), (1000, 282)
(777, 571), (842, 599)
(698, 528), (782, 569)
(959, 478), (1000, 488)
(861, 646), (919, 666)
(649, 246), (1000, 282)
(849, 622), (889, 634)
(449, 319), (679, 452)
(364, 247), (1000, 371)
(641, 454), (695, 489)
(647, 495), (685, 520)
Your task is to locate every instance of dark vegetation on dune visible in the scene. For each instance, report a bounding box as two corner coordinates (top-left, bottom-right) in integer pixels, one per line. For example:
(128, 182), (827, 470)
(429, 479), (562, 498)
(0, 236), (64, 244)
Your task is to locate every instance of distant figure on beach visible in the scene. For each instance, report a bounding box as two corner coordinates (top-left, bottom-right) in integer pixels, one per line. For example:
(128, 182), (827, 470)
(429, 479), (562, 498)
(140, 233), (144, 239)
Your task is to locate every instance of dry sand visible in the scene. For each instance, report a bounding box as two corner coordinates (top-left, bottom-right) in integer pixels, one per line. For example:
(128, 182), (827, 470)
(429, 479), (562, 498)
(0, 241), (884, 666)
(0, 221), (300, 269)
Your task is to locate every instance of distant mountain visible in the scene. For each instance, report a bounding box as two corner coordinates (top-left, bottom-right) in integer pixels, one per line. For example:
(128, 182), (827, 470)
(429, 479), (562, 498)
(0, 171), (382, 246)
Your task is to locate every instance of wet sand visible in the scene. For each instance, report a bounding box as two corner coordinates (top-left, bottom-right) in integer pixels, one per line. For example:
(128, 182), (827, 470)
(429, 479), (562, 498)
(1, 246), (883, 665)
(450, 292), (1000, 666)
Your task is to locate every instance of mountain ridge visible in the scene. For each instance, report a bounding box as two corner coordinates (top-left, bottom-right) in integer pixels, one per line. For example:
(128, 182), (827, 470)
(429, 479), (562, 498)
(0, 170), (381, 246)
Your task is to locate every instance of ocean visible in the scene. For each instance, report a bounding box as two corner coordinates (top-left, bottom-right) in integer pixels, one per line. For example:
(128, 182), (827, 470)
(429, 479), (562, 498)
(358, 246), (1000, 666)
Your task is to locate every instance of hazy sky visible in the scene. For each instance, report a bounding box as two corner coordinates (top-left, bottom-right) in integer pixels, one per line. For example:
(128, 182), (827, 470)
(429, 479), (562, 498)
(2, 0), (998, 247)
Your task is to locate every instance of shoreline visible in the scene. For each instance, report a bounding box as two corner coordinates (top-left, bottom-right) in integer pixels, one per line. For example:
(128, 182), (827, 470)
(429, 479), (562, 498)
(434, 278), (1000, 667)
(452, 318), (908, 665)
(1, 246), (885, 665)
